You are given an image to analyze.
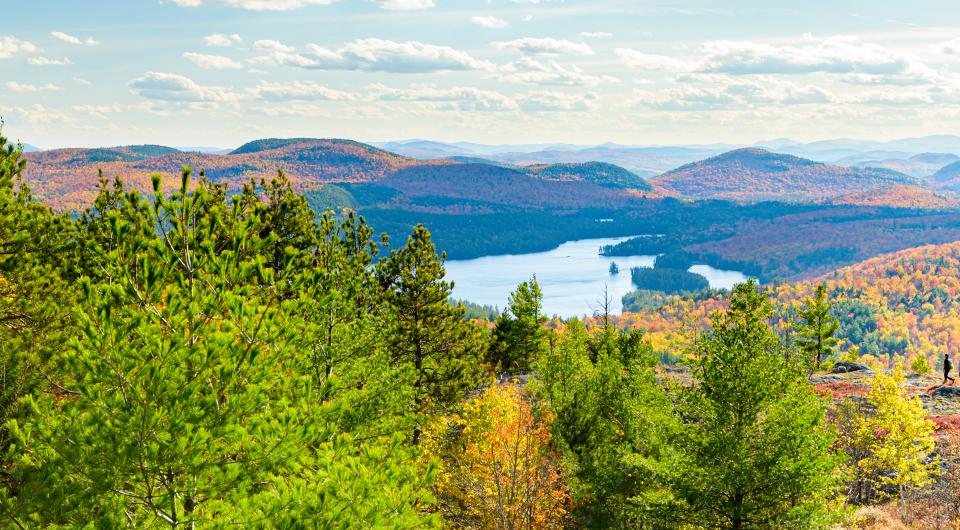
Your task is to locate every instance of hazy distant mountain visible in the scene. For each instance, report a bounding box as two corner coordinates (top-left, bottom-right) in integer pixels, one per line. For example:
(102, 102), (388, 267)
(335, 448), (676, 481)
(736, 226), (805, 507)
(650, 148), (916, 202)
(834, 151), (915, 165)
(21, 143), (41, 152)
(930, 161), (960, 192)
(850, 153), (960, 179)
(175, 145), (231, 154)
(485, 146), (727, 177)
(756, 135), (960, 163)
(375, 140), (473, 159)
(377, 140), (729, 176)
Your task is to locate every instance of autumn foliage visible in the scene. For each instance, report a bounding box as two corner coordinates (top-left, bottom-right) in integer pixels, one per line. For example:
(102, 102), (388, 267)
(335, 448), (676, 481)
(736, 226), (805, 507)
(423, 383), (569, 529)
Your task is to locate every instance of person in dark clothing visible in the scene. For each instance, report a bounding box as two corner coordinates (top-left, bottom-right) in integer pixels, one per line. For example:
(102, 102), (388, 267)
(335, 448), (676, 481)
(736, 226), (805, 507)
(945, 353), (956, 386)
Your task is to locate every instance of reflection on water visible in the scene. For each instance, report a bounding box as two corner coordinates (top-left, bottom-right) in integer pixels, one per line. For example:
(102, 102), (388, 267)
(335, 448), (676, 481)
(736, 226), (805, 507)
(445, 236), (748, 318)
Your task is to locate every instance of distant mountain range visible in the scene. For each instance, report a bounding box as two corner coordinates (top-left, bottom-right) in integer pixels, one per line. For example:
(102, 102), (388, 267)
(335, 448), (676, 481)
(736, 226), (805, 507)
(21, 137), (960, 212)
(648, 148), (917, 202)
(372, 135), (960, 177)
(848, 153), (960, 179)
(23, 138), (655, 212)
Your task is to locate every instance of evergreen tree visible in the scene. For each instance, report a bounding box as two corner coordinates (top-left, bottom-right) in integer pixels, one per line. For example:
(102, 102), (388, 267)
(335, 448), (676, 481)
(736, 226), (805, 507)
(490, 275), (548, 373)
(795, 283), (840, 371)
(651, 281), (846, 529)
(6, 172), (438, 527)
(378, 224), (488, 443)
(536, 320), (673, 527)
(0, 126), (77, 477)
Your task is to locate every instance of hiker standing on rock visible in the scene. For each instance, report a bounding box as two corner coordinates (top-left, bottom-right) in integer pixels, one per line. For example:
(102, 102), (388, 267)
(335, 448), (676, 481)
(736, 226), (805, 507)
(944, 353), (956, 386)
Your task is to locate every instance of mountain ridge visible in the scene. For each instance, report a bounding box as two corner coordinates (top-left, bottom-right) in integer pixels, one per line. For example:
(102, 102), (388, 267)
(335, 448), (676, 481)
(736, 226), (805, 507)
(649, 148), (917, 202)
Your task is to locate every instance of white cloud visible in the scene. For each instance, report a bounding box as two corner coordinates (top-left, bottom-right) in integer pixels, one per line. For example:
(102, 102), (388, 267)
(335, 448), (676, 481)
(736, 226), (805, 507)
(519, 91), (596, 112)
(253, 39), (296, 53)
(73, 77), (93, 86)
(700, 36), (917, 75)
(129, 71), (238, 102)
(472, 15), (508, 28)
(935, 37), (960, 55)
(370, 83), (596, 113)
(73, 104), (126, 118)
(183, 52), (243, 69)
(493, 37), (593, 56)
(0, 36), (39, 59)
(496, 57), (618, 86)
(374, 0), (434, 9)
(27, 56), (72, 66)
(256, 38), (495, 72)
(5, 81), (60, 92)
(250, 80), (355, 101)
(7, 104), (74, 125)
(371, 83), (518, 111)
(51, 31), (98, 46)
(615, 48), (694, 71)
(205, 33), (242, 47)
(578, 31), (612, 38)
(172, 0), (334, 10)
(632, 77), (835, 111)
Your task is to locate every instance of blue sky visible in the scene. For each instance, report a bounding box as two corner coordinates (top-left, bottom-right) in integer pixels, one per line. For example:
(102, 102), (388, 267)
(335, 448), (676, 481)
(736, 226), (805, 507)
(4, 0), (960, 148)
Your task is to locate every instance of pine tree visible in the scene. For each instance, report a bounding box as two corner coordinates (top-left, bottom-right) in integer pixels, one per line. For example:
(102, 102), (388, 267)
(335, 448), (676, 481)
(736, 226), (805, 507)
(490, 275), (548, 373)
(536, 320), (672, 526)
(378, 224), (488, 443)
(6, 171), (438, 527)
(795, 283), (840, 371)
(653, 280), (846, 529)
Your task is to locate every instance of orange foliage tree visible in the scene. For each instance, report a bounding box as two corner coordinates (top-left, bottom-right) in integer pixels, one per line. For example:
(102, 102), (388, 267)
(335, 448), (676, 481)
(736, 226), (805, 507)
(423, 383), (569, 529)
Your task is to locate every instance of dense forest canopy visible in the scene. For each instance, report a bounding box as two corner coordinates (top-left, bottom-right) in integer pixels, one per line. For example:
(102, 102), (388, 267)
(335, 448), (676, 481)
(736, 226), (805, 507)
(1, 127), (958, 528)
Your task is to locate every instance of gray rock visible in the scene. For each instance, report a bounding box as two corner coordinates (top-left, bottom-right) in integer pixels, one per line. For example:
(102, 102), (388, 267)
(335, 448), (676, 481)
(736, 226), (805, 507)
(830, 361), (871, 374)
(932, 385), (960, 398)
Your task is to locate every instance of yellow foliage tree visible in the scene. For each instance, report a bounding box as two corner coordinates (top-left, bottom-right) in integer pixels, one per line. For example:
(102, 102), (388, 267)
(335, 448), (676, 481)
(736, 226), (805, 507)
(423, 384), (569, 529)
(842, 363), (938, 503)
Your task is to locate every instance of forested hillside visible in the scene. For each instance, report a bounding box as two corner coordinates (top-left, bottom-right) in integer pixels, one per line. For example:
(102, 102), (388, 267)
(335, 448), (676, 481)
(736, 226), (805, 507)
(650, 148), (916, 201)
(828, 184), (960, 209)
(615, 239), (960, 369)
(23, 139), (651, 212)
(3, 129), (959, 527)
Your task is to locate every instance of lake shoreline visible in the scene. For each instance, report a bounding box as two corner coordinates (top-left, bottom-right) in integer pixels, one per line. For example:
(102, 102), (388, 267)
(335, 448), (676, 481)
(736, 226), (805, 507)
(445, 235), (747, 318)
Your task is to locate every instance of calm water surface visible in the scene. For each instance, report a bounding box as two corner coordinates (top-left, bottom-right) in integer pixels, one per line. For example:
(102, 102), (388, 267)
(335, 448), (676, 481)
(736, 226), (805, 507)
(445, 236), (747, 318)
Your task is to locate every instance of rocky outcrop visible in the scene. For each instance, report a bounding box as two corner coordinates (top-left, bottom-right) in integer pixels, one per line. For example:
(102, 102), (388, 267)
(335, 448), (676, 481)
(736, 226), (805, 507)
(831, 361), (872, 374)
(932, 385), (960, 398)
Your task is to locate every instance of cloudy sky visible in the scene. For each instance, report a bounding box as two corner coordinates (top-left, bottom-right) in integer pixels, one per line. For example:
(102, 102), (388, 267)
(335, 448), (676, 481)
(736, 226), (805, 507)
(4, 0), (960, 148)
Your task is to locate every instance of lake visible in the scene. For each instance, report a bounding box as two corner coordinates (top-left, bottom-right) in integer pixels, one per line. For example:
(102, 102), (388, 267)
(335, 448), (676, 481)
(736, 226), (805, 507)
(445, 235), (748, 317)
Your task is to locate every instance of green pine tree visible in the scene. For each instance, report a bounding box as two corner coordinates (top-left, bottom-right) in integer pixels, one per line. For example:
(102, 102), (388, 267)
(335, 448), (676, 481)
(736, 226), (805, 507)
(651, 280), (847, 529)
(795, 283), (840, 371)
(490, 275), (549, 373)
(378, 224), (488, 443)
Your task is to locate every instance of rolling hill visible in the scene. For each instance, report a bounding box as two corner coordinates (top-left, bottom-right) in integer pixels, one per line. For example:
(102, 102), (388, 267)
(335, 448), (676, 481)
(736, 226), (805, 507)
(22, 138), (651, 212)
(828, 184), (960, 209)
(524, 162), (652, 190)
(649, 148), (917, 202)
(930, 160), (960, 192)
